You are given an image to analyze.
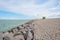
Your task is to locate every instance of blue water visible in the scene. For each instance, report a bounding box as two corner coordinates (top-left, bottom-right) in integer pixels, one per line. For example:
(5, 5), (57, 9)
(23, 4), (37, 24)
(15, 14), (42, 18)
(0, 20), (29, 32)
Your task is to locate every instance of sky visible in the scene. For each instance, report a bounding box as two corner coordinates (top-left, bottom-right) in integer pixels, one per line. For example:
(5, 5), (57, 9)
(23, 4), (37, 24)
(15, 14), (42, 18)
(0, 0), (60, 19)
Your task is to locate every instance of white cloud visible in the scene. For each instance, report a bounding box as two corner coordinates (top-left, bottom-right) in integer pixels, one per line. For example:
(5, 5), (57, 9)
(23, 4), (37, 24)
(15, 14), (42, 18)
(0, 0), (60, 19)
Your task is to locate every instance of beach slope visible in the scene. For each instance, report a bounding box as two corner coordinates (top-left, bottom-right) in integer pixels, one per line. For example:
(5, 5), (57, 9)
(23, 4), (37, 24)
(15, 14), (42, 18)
(3, 18), (60, 40)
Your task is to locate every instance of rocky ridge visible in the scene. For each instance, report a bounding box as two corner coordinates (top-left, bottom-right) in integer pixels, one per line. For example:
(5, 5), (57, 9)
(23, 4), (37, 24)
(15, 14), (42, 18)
(2, 18), (60, 40)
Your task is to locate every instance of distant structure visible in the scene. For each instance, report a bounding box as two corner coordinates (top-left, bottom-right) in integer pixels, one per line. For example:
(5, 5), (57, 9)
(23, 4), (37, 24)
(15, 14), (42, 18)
(42, 17), (46, 19)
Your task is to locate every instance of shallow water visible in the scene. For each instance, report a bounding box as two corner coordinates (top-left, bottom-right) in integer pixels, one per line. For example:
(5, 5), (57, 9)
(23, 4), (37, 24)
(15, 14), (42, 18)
(0, 20), (29, 32)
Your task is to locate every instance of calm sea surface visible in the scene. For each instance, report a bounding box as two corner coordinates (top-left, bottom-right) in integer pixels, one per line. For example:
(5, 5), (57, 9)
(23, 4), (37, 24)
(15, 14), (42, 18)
(0, 20), (29, 32)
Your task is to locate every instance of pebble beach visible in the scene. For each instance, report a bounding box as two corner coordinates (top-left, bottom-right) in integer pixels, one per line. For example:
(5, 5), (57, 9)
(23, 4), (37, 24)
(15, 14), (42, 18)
(0, 18), (60, 40)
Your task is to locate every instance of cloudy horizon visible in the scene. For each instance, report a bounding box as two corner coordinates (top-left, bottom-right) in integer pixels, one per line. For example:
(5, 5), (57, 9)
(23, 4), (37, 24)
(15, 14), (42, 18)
(0, 0), (60, 19)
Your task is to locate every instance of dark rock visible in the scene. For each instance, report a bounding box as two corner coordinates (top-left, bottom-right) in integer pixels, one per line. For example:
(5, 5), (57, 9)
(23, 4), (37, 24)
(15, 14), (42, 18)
(3, 36), (10, 40)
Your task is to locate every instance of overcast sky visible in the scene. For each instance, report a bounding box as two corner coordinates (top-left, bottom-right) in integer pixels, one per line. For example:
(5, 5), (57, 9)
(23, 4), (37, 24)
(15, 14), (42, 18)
(0, 0), (60, 19)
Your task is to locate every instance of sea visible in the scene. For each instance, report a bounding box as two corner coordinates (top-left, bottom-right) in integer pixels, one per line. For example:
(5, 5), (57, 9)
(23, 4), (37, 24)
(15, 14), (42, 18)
(0, 20), (29, 32)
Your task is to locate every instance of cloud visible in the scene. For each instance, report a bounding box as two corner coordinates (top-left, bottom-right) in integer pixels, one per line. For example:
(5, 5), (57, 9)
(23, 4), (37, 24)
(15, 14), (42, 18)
(0, 0), (60, 19)
(35, 0), (49, 5)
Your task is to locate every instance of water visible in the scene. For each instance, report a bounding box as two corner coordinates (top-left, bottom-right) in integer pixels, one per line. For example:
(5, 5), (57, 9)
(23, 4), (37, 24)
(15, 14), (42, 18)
(0, 20), (29, 32)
